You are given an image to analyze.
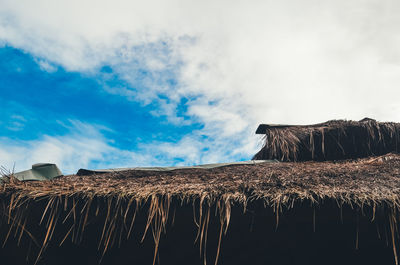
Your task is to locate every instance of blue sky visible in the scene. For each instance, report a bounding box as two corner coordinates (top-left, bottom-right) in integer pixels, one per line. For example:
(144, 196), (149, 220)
(0, 46), (228, 173)
(1, 0), (400, 173)
(0, 47), (198, 148)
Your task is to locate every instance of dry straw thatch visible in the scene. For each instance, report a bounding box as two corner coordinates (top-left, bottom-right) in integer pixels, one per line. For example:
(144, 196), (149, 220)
(2, 153), (400, 264)
(253, 118), (400, 161)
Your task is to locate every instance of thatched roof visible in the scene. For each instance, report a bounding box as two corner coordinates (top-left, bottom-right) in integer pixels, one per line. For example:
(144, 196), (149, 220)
(2, 153), (400, 205)
(253, 118), (400, 161)
(2, 153), (400, 265)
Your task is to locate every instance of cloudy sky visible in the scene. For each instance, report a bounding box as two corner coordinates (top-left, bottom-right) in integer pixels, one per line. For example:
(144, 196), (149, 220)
(1, 0), (400, 173)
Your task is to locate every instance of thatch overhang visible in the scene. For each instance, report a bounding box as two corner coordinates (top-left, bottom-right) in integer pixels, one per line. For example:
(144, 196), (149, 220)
(1, 153), (400, 264)
(253, 118), (400, 161)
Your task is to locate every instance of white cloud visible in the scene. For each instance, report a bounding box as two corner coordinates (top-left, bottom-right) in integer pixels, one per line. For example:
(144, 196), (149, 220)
(34, 58), (57, 72)
(6, 115), (26, 131)
(0, 120), (251, 174)
(0, 121), (114, 173)
(1, 0), (400, 165)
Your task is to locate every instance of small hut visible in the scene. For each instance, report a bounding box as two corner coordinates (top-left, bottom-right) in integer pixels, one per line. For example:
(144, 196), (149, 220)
(1, 118), (400, 265)
(253, 118), (400, 161)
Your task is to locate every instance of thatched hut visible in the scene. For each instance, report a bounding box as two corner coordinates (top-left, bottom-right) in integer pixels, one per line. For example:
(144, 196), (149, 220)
(253, 118), (400, 161)
(1, 119), (400, 265)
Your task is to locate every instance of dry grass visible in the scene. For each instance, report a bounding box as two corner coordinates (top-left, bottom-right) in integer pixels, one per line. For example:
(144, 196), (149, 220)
(253, 119), (400, 161)
(2, 153), (400, 264)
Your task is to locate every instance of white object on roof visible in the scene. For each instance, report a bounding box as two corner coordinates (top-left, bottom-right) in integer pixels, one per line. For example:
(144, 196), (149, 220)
(12, 163), (63, 181)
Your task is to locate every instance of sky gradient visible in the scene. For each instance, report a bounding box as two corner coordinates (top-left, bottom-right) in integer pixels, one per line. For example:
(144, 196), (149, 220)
(1, 0), (400, 173)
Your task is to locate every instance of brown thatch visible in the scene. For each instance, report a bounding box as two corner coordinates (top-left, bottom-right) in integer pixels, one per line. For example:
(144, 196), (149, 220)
(253, 118), (400, 161)
(1, 153), (400, 264)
